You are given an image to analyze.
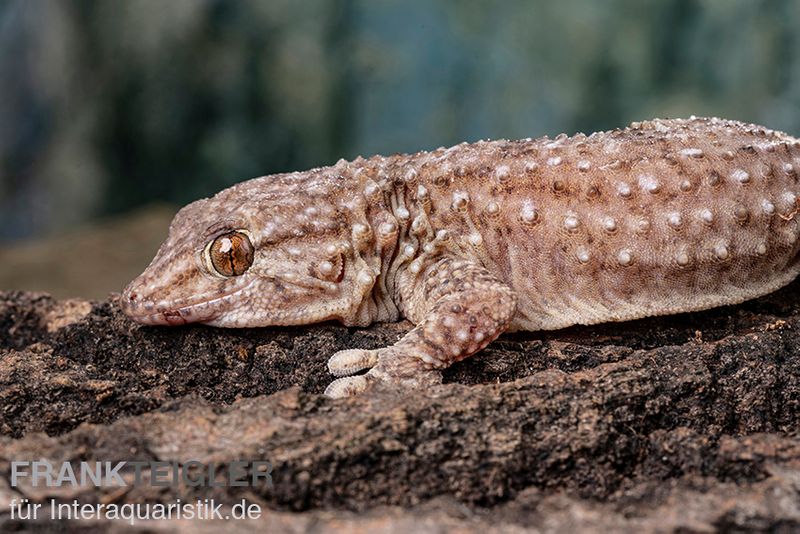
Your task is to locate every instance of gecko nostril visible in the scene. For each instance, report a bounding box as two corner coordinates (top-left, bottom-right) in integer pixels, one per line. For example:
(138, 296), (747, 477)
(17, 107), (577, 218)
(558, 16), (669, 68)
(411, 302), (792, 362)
(120, 290), (135, 311)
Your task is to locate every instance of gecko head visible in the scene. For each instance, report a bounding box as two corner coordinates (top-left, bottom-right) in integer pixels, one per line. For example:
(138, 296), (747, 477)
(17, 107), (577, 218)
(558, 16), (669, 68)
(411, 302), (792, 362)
(120, 175), (372, 327)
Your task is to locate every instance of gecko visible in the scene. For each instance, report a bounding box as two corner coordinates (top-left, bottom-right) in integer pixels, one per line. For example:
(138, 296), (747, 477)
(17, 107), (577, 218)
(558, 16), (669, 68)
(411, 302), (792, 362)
(120, 117), (800, 398)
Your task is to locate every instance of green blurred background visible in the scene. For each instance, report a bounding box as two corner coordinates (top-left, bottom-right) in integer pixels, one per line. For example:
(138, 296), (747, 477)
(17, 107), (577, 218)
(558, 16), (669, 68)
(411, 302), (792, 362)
(1, 0), (799, 298)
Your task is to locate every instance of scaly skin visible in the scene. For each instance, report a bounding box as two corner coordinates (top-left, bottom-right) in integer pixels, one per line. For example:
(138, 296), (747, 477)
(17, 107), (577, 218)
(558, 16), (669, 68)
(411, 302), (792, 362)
(121, 117), (800, 397)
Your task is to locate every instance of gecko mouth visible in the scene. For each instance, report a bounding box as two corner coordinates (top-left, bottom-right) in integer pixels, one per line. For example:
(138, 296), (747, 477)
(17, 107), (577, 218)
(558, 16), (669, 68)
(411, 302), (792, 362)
(122, 282), (254, 326)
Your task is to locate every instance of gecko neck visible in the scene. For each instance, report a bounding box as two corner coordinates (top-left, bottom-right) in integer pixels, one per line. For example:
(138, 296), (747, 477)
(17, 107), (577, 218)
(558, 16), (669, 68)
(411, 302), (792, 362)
(345, 153), (443, 326)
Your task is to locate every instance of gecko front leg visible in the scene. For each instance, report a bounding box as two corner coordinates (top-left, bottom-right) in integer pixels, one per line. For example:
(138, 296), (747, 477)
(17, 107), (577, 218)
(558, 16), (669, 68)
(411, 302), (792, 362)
(325, 258), (518, 397)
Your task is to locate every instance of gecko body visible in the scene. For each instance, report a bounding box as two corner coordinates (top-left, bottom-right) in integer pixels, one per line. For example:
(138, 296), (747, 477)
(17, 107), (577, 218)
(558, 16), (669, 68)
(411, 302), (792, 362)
(121, 117), (800, 396)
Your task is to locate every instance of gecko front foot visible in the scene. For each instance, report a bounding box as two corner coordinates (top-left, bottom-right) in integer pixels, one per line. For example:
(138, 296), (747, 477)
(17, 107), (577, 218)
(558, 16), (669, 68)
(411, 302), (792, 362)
(324, 346), (443, 398)
(324, 258), (518, 398)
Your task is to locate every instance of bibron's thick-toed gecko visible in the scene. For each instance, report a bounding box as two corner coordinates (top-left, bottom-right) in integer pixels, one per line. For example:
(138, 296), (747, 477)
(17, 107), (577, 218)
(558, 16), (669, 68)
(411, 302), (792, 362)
(121, 117), (800, 397)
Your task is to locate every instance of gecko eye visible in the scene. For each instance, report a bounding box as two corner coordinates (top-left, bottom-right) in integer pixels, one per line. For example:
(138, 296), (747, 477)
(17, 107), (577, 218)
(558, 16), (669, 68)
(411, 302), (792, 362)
(207, 231), (254, 277)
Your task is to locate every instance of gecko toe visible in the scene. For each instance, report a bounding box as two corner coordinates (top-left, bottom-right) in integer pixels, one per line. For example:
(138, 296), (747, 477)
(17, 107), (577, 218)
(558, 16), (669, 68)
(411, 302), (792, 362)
(327, 349), (379, 377)
(325, 343), (448, 397)
(324, 374), (375, 398)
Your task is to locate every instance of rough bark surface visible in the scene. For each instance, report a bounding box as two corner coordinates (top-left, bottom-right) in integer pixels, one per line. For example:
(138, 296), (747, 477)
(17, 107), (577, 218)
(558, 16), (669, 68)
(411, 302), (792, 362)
(1, 287), (799, 532)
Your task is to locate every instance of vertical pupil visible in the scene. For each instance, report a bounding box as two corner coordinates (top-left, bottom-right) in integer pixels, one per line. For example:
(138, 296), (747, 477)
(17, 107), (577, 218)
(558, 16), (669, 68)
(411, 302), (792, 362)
(220, 236), (236, 274)
(227, 247), (236, 273)
(225, 236), (238, 274)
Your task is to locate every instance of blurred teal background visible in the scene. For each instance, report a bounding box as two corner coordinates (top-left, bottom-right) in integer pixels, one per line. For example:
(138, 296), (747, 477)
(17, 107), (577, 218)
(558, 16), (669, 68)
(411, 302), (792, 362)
(1, 0), (799, 297)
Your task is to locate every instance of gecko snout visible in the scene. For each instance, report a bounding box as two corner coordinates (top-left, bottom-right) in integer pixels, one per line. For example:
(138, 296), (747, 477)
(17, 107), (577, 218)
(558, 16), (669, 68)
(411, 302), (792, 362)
(120, 273), (239, 326)
(119, 287), (196, 326)
(119, 283), (155, 317)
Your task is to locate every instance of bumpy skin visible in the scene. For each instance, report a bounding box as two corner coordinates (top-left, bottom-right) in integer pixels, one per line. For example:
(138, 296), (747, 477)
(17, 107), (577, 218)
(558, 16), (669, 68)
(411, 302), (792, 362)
(121, 117), (800, 397)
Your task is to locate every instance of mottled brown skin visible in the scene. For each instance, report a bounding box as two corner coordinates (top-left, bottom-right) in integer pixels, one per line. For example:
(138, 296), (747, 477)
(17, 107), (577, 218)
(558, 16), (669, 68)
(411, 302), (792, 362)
(121, 117), (800, 397)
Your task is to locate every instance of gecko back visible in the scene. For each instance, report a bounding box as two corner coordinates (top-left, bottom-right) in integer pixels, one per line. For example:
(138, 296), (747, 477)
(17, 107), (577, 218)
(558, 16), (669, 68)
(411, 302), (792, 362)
(401, 117), (800, 331)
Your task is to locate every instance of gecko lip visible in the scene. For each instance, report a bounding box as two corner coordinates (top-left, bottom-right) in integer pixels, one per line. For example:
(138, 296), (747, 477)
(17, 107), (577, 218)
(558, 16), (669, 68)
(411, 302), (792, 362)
(123, 281), (254, 326)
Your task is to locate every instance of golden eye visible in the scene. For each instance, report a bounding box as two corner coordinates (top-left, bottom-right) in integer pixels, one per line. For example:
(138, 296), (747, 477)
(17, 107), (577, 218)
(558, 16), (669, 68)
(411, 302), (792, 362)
(208, 231), (254, 276)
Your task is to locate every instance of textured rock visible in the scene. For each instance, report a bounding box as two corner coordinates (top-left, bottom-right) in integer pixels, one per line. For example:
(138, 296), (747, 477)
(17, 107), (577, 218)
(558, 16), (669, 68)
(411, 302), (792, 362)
(1, 288), (800, 531)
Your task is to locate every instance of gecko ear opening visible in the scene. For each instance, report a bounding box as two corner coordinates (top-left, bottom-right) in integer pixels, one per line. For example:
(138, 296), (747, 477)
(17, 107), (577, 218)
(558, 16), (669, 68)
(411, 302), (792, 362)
(314, 253), (345, 283)
(205, 230), (255, 277)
